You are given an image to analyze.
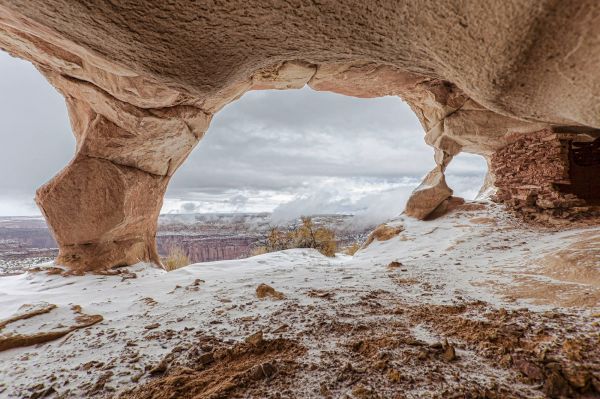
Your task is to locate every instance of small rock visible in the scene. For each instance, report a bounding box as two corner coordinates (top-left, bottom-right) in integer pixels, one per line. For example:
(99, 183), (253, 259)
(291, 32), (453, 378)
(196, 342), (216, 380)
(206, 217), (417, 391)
(562, 339), (584, 361)
(387, 369), (401, 383)
(245, 330), (264, 346)
(373, 359), (388, 370)
(198, 352), (214, 366)
(544, 370), (571, 397)
(273, 324), (289, 333)
(499, 354), (512, 367)
(120, 271), (137, 281)
(387, 261), (402, 269)
(351, 384), (376, 398)
(144, 323), (160, 330)
(256, 283), (284, 300)
(514, 358), (544, 381)
(29, 385), (56, 399)
(562, 367), (589, 389)
(442, 339), (456, 362)
(149, 355), (171, 375)
(249, 362), (277, 380)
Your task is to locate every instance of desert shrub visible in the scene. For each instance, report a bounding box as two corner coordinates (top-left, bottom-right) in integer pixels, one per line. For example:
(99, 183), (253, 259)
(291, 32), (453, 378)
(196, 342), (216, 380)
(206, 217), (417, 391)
(162, 246), (190, 271)
(254, 217), (337, 257)
(293, 217), (337, 257)
(250, 246), (269, 256)
(265, 227), (294, 252)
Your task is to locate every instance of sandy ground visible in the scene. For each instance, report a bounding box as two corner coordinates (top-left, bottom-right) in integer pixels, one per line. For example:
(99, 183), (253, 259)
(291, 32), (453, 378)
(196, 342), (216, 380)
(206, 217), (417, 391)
(0, 202), (598, 398)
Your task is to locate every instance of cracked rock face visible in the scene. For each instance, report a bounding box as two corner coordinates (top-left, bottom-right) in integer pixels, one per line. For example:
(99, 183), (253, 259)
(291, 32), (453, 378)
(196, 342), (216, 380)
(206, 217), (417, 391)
(0, 1), (599, 271)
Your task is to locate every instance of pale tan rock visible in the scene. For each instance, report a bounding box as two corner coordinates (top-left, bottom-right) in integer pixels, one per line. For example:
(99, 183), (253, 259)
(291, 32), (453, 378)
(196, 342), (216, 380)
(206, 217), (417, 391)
(405, 166), (453, 220)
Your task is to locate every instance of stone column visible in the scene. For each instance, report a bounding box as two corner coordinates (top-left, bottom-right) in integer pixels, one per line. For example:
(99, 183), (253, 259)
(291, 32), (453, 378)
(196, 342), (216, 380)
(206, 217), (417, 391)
(34, 71), (211, 272)
(404, 149), (455, 220)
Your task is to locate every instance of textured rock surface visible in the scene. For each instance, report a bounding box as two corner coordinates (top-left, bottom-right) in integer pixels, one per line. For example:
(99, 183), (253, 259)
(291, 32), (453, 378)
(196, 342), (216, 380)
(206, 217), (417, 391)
(1, 1), (600, 270)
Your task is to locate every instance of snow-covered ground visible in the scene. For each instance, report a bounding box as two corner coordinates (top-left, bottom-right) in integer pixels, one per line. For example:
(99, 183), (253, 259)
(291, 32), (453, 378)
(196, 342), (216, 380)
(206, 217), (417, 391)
(0, 201), (598, 398)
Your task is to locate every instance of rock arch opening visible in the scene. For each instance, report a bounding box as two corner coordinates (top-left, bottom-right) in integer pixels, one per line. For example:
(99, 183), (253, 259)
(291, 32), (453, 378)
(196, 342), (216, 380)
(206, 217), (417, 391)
(164, 87), (435, 225)
(443, 153), (488, 201)
(0, 51), (74, 216)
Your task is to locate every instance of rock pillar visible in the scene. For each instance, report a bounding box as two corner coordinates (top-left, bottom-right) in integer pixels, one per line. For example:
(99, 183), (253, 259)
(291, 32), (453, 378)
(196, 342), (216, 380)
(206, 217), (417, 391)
(34, 71), (211, 272)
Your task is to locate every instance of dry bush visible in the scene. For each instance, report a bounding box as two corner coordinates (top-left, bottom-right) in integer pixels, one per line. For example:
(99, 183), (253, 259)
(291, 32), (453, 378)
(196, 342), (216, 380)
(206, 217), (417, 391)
(265, 227), (294, 252)
(363, 224), (403, 247)
(162, 246), (190, 271)
(256, 217), (337, 257)
(292, 217), (337, 257)
(250, 246), (268, 256)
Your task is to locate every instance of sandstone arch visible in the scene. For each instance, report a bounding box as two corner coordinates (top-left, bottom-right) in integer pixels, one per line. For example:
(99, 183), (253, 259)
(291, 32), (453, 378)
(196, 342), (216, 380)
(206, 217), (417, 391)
(1, 1), (599, 271)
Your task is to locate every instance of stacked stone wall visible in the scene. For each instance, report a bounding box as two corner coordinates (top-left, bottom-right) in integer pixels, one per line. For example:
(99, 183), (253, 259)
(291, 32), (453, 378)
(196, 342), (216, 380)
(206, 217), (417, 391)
(490, 129), (597, 224)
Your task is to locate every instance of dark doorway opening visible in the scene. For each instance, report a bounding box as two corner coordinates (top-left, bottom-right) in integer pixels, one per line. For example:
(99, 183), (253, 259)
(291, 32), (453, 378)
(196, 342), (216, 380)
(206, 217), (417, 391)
(568, 137), (600, 205)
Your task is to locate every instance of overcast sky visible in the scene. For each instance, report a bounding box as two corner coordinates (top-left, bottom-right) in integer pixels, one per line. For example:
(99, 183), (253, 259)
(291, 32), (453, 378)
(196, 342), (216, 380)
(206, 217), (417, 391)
(0, 50), (487, 225)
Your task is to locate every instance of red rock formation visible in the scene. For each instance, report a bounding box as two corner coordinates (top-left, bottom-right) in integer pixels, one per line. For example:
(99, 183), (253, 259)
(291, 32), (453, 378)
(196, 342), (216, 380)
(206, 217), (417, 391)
(1, 1), (599, 270)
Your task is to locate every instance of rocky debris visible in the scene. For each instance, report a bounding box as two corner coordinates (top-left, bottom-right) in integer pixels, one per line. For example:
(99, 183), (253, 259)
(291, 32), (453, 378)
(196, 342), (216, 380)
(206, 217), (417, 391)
(425, 196), (466, 220)
(407, 304), (600, 398)
(255, 283), (284, 300)
(363, 225), (403, 247)
(0, 303), (102, 352)
(0, 302), (57, 329)
(245, 331), (264, 346)
(119, 337), (305, 399)
(387, 261), (403, 269)
(441, 339), (456, 362)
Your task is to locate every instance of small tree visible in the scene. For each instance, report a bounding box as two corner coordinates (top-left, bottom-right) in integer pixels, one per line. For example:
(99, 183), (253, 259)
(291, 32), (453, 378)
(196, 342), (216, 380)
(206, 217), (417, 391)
(292, 217), (337, 257)
(252, 217), (337, 257)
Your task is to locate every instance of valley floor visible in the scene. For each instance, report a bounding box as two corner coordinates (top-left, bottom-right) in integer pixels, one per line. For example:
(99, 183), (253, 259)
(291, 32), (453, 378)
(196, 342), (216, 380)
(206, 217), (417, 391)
(0, 202), (598, 398)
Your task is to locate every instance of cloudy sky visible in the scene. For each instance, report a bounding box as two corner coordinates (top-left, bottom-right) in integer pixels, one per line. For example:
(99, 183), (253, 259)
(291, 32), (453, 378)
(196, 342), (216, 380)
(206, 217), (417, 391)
(0, 51), (487, 225)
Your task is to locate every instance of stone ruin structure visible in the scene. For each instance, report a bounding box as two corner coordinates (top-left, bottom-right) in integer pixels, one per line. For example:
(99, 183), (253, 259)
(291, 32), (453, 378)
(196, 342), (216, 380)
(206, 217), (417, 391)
(0, 1), (599, 271)
(491, 129), (600, 225)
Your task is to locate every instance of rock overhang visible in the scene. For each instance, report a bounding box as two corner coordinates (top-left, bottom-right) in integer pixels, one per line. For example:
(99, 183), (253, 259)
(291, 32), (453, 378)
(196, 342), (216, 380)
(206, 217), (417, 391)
(0, 1), (599, 270)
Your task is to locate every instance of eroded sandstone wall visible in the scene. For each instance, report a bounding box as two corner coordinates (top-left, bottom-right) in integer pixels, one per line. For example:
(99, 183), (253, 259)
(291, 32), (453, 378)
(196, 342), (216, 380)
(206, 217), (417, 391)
(1, 1), (600, 270)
